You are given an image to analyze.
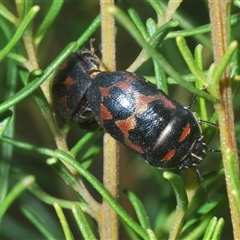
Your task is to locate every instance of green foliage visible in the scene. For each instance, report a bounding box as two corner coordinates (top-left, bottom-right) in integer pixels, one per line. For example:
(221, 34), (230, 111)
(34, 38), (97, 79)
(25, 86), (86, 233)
(0, 1), (239, 239)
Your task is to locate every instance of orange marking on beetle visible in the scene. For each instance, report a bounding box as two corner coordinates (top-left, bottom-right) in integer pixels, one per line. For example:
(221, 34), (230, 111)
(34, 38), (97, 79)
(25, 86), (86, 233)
(116, 119), (135, 134)
(179, 123), (191, 142)
(134, 93), (176, 114)
(101, 87), (111, 97)
(63, 76), (75, 86)
(115, 80), (132, 91)
(157, 95), (176, 109)
(135, 95), (156, 112)
(162, 149), (176, 161)
(116, 118), (144, 154)
(127, 141), (144, 154)
(100, 104), (112, 120)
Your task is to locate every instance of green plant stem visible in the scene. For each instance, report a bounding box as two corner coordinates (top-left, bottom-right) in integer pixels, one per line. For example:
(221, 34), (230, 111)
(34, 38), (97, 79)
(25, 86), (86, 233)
(109, 6), (215, 102)
(55, 150), (149, 240)
(123, 189), (151, 230)
(18, 148), (96, 213)
(0, 175), (35, 221)
(147, 0), (164, 17)
(72, 204), (97, 240)
(21, 205), (57, 240)
(146, 19), (168, 92)
(212, 218), (225, 240)
(167, 13), (240, 39)
(176, 36), (207, 86)
(127, 19), (178, 74)
(163, 172), (188, 240)
(0, 135), (148, 239)
(211, 41), (238, 88)
(17, 3), (70, 160)
(0, 3), (18, 25)
(54, 203), (74, 240)
(34, 0), (64, 46)
(21, 12), (38, 72)
(100, 1), (119, 239)
(124, 0), (149, 39)
(208, 1), (240, 239)
(159, 0), (182, 24)
(0, 111), (13, 138)
(194, 45), (208, 122)
(0, 5), (39, 62)
(0, 60), (17, 203)
(28, 182), (84, 209)
(1, 136), (54, 155)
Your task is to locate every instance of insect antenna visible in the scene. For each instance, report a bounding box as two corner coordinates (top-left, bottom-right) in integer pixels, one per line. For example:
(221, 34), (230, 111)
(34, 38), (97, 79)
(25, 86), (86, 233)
(199, 119), (218, 128)
(207, 147), (221, 153)
(195, 168), (211, 203)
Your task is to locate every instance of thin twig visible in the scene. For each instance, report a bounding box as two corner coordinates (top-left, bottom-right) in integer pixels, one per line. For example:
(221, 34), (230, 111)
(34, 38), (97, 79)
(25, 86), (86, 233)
(99, 1), (119, 240)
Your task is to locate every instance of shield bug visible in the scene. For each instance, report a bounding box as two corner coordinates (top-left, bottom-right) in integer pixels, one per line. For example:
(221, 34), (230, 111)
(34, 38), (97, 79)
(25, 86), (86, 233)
(88, 71), (207, 169)
(51, 47), (105, 128)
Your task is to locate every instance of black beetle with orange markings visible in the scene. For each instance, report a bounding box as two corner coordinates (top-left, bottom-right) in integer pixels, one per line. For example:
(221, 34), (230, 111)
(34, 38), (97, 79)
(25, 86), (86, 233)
(88, 71), (207, 169)
(52, 48), (207, 169)
(51, 48), (105, 128)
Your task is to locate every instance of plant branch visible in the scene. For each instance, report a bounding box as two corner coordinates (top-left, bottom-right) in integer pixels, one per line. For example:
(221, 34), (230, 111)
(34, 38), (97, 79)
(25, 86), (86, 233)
(208, 1), (240, 239)
(100, 1), (119, 240)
